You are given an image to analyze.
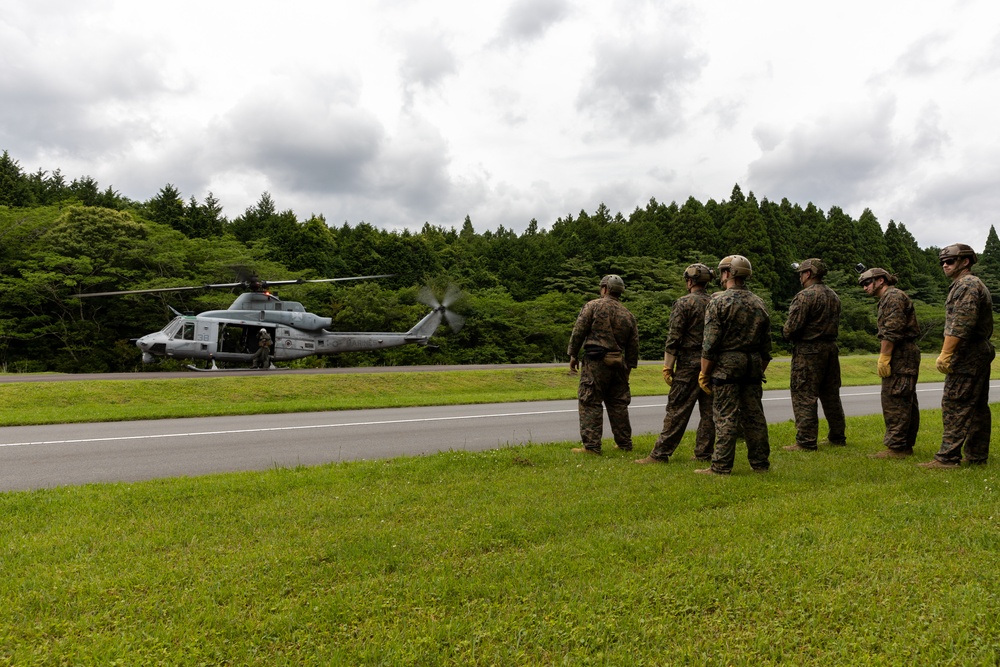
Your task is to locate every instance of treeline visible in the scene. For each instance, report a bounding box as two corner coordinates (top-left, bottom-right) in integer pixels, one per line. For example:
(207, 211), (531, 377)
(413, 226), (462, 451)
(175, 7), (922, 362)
(1, 149), (996, 373)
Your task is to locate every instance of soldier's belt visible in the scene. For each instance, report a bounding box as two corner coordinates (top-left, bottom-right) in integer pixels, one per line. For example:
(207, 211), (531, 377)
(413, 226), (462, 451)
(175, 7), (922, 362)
(710, 376), (762, 386)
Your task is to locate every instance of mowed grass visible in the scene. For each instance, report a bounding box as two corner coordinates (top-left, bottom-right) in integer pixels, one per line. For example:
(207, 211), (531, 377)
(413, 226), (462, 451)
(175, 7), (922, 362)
(0, 355), (973, 426)
(2, 406), (1000, 664)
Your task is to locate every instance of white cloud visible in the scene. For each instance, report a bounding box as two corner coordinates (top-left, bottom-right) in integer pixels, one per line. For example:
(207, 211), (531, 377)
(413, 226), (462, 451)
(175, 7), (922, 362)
(2, 0), (999, 250)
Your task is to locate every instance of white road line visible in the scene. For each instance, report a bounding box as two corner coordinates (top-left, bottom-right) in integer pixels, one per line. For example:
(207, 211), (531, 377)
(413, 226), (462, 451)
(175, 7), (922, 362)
(0, 407), (582, 448)
(0, 383), (981, 449)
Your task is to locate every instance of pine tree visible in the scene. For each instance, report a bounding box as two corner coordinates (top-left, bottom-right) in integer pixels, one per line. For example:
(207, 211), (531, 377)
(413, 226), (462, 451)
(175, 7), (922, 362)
(855, 208), (889, 271)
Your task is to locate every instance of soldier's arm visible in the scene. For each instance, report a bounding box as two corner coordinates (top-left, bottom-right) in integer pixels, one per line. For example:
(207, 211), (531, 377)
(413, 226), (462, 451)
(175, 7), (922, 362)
(782, 293), (805, 340)
(566, 304), (592, 358)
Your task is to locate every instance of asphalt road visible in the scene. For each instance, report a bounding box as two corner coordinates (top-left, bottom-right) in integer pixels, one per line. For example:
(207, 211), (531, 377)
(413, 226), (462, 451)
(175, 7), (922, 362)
(0, 381), (969, 492)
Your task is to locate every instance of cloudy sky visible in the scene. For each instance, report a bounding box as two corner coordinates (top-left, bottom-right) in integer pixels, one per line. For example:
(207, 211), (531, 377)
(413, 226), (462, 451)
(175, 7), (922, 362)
(3, 0), (999, 249)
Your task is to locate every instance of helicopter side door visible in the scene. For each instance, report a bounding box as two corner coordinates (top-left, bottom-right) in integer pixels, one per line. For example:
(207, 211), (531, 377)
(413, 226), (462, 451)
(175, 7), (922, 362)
(167, 318), (216, 359)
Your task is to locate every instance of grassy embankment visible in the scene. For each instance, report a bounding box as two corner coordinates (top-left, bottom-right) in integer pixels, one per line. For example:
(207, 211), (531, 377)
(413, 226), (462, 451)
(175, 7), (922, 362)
(1, 355), (999, 664)
(0, 355), (977, 427)
(1, 406), (998, 664)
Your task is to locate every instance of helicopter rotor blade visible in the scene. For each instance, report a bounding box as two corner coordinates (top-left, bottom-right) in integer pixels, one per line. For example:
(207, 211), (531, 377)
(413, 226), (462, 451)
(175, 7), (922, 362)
(72, 274), (395, 298)
(257, 274), (395, 289)
(441, 283), (463, 309)
(417, 285), (441, 309)
(444, 309), (466, 333)
(72, 284), (234, 298)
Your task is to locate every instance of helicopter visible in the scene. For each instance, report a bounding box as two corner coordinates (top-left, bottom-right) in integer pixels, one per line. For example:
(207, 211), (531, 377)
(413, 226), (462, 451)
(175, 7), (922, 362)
(74, 276), (466, 370)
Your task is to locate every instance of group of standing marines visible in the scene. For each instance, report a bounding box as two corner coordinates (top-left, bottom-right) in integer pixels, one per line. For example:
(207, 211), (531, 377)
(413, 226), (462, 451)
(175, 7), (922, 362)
(566, 242), (993, 474)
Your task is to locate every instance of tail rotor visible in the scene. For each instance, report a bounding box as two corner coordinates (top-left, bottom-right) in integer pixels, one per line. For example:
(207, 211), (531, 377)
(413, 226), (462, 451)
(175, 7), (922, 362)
(417, 283), (467, 333)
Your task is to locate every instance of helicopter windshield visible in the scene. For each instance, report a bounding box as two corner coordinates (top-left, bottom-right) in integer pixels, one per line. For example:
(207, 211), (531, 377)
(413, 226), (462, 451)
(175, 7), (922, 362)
(159, 317), (185, 338)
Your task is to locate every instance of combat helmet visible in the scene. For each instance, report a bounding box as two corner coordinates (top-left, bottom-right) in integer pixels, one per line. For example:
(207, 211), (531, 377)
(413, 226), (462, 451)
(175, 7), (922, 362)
(791, 258), (827, 278)
(858, 267), (893, 286)
(683, 263), (715, 284)
(600, 274), (625, 295)
(939, 243), (978, 266)
(718, 255), (752, 279)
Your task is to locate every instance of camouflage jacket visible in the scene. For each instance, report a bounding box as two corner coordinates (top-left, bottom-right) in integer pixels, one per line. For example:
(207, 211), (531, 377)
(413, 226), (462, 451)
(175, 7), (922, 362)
(567, 295), (640, 368)
(783, 282), (840, 343)
(703, 286), (772, 381)
(665, 290), (710, 355)
(945, 272), (994, 373)
(665, 290), (710, 380)
(877, 286), (921, 375)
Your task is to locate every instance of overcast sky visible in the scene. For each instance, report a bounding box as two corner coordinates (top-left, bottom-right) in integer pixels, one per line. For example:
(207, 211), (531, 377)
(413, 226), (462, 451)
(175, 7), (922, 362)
(3, 0), (998, 249)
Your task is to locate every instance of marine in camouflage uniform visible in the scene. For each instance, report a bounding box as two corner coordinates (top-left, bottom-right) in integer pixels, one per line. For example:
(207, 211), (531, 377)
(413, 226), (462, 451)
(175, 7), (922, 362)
(860, 269), (921, 457)
(782, 259), (846, 451)
(567, 275), (640, 454)
(252, 328), (273, 369)
(637, 264), (715, 463)
(696, 255), (772, 475)
(920, 244), (994, 468)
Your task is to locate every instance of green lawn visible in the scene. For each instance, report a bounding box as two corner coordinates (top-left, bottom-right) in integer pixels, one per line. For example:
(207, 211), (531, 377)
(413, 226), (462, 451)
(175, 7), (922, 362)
(0, 355), (970, 427)
(1, 400), (999, 664)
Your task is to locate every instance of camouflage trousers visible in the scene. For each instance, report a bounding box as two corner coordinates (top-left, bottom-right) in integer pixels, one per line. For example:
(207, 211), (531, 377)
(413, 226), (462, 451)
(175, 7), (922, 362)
(648, 379), (715, 460)
(252, 345), (271, 369)
(578, 358), (632, 452)
(935, 368), (991, 464)
(790, 342), (846, 447)
(709, 382), (769, 473)
(881, 374), (919, 451)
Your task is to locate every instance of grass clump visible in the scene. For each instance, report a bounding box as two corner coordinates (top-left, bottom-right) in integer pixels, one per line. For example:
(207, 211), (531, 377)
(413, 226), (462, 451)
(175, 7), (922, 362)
(1, 408), (999, 665)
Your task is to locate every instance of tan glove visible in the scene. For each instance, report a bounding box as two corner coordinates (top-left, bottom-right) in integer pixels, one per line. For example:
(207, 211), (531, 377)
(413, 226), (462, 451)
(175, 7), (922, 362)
(936, 336), (960, 374)
(698, 371), (712, 395)
(877, 353), (892, 378)
(662, 367), (674, 386)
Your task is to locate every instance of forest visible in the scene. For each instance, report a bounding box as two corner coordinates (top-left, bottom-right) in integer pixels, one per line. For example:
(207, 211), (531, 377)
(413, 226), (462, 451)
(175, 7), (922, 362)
(2, 149), (999, 373)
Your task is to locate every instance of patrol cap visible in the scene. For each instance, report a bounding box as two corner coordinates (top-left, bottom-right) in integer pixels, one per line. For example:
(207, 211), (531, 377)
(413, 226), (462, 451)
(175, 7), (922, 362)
(939, 243), (978, 265)
(682, 263), (714, 284)
(792, 258), (827, 277)
(600, 274), (625, 294)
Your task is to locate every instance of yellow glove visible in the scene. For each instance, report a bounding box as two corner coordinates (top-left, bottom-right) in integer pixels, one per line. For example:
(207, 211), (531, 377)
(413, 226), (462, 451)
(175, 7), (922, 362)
(936, 336), (960, 374)
(936, 351), (953, 374)
(662, 367), (673, 386)
(877, 353), (892, 378)
(698, 371), (712, 395)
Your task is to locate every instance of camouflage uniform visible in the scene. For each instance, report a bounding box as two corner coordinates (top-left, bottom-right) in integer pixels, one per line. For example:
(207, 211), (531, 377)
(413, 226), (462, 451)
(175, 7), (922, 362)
(567, 295), (640, 453)
(934, 273), (994, 464)
(649, 291), (715, 460)
(876, 287), (921, 452)
(703, 287), (772, 473)
(783, 282), (846, 448)
(252, 329), (272, 369)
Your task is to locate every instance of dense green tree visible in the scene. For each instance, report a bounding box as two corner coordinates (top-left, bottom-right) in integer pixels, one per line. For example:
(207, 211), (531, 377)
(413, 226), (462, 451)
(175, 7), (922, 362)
(0, 151), (30, 207)
(721, 192), (777, 290)
(855, 208), (889, 271)
(817, 206), (858, 271)
(884, 221), (916, 287)
(147, 184), (186, 233)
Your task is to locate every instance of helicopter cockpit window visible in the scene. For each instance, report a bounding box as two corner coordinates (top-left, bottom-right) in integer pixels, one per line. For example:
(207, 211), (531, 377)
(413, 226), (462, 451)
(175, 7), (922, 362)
(161, 317), (183, 337)
(176, 321), (196, 341)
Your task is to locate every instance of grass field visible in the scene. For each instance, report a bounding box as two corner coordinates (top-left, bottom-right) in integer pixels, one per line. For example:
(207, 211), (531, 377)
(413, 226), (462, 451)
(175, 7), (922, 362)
(0, 359), (998, 664)
(0, 355), (974, 427)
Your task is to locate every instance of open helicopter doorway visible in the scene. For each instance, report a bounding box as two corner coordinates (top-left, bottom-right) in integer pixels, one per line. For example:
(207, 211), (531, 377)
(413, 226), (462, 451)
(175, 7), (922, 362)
(216, 323), (274, 355)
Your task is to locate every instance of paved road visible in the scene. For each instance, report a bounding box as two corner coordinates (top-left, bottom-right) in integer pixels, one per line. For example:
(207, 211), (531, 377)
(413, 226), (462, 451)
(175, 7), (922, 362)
(0, 382), (971, 492)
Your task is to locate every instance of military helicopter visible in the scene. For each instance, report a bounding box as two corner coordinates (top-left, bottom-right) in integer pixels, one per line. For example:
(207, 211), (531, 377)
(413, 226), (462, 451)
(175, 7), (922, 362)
(74, 276), (466, 370)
